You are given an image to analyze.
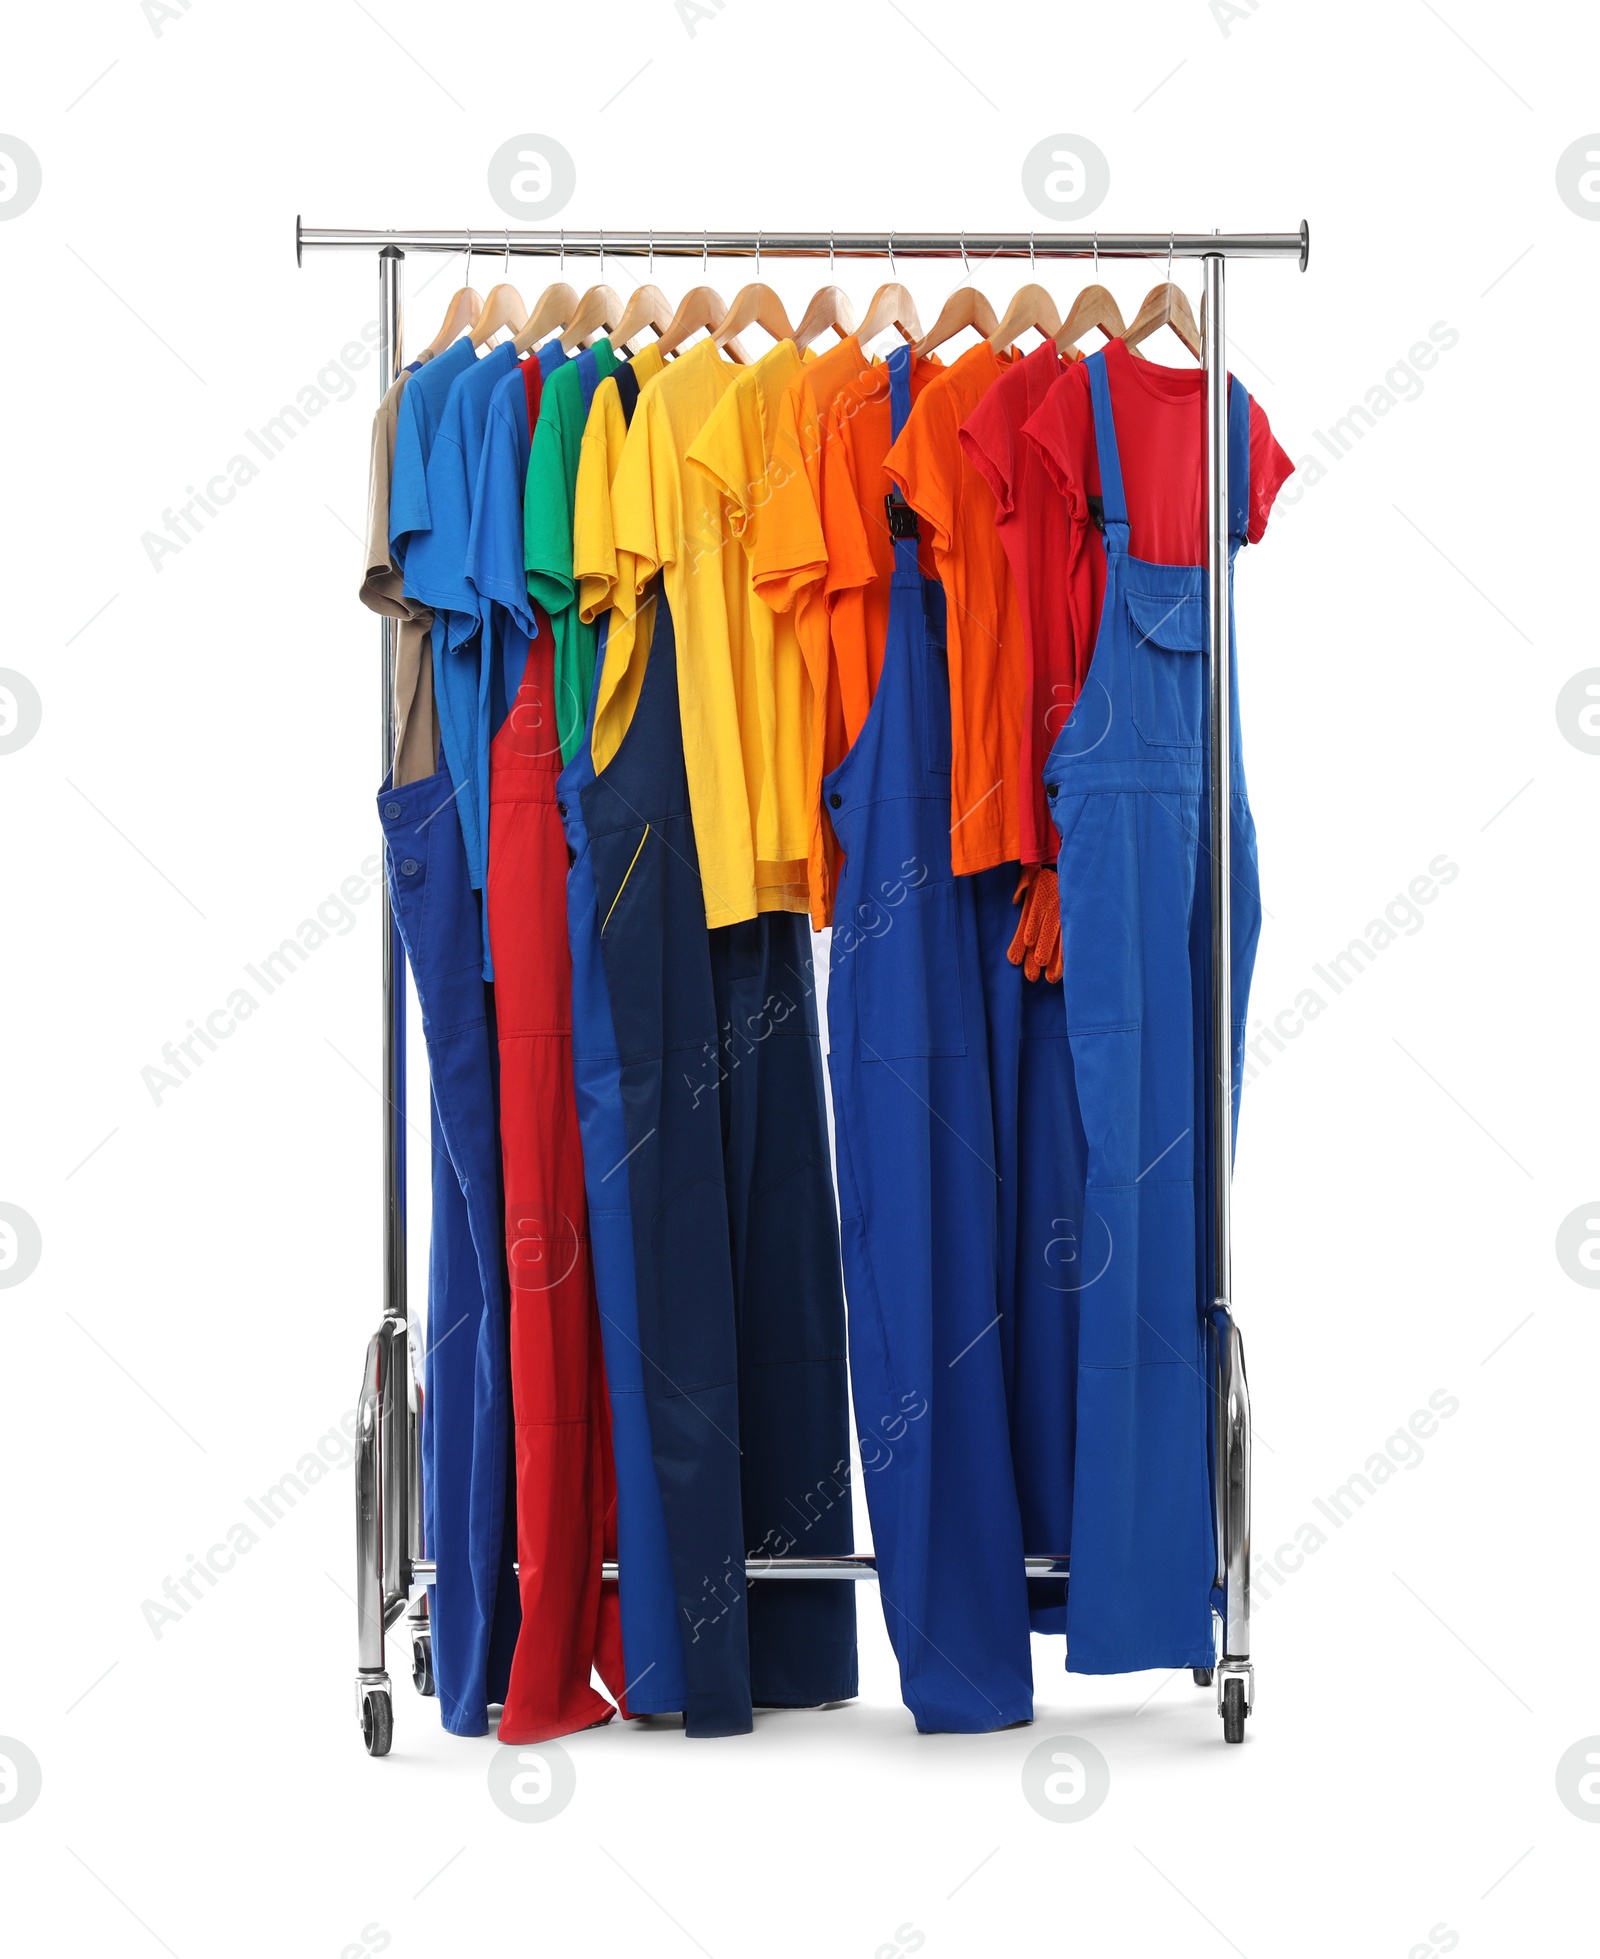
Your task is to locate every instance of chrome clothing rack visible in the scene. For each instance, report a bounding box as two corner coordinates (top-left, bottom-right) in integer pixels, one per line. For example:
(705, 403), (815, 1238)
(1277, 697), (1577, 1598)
(300, 219), (1309, 1755)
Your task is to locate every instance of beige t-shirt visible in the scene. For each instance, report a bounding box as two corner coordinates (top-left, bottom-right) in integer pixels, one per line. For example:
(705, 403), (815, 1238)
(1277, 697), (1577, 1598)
(361, 360), (437, 786)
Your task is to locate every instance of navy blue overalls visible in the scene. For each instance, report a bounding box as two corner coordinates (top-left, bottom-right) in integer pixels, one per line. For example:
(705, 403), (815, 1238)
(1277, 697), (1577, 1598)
(580, 589), (857, 1737)
(824, 344), (1090, 1733)
(556, 360), (685, 1718)
(1042, 350), (1262, 1674)
(379, 764), (519, 1735)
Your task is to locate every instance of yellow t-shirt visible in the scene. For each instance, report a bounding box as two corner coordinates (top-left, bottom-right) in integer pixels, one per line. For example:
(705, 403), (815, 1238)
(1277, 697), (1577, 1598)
(686, 339), (812, 882)
(573, 340), (666, 628)
(571, 341), (665, 760)
(595, 337), (808, 927)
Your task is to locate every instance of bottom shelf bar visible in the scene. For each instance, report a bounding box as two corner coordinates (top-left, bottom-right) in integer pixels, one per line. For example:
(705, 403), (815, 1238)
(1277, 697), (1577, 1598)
(405, 1554), (1068, 1585)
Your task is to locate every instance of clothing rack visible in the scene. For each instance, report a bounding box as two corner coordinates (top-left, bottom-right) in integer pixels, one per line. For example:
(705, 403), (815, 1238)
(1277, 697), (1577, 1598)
(300, 219), (1309, 1753)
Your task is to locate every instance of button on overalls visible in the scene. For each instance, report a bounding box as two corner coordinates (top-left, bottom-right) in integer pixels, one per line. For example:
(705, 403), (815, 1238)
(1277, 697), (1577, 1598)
(1041, 350), (1261, 1674)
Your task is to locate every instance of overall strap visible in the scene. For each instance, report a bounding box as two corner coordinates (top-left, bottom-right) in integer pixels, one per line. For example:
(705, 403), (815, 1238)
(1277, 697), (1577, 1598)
(885, 344), (920, 579)
(1227, 373), (1251, 549)
(1085, 352), (1129, 548)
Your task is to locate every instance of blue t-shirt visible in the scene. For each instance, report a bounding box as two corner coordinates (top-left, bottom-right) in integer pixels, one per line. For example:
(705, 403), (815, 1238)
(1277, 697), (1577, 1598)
(402, 343), (518, 901)
(388, 336), (476, 573)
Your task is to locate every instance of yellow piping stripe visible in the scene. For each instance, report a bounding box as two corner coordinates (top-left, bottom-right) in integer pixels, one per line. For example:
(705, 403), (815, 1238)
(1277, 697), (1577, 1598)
(601, 824), (651, 936)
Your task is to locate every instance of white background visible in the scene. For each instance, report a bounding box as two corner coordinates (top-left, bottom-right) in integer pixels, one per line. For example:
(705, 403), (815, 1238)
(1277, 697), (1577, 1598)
(2, 2), (1597, 1953)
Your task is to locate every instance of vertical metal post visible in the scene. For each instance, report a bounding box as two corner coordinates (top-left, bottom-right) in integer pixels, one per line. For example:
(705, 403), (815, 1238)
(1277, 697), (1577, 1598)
(378, 245), (407, 1339)
(1203, 252), (1253, 1716)
(357, 248), (408, 1719)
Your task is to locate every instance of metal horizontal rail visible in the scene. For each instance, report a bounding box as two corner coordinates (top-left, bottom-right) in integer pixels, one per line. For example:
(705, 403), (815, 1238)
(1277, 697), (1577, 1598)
(406, 1555), (1070, 1584)
(297, 220), (1309, 270)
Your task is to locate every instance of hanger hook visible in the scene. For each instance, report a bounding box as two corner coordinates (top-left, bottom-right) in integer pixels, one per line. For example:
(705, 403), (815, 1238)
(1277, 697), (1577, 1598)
(960, 228), (970, 286)
(829, 228), (836, 281)
(1030, 229), (1036, 279)
(648, 226), (655, 281)
(559, 226), (565, 280)
(1167, 229), (1174, 285)
(755, 227), (761, 280)
(702, 228), (709, 281)
(598, 225), (605, 288)
(503, 226), (510, 280)
(1093, 228), (1100, 282)
(465, 225), (473, 284)
(888, 229), (896, 280)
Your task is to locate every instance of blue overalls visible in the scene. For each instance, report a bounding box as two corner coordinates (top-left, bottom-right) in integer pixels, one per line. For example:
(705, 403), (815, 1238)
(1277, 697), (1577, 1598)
(556, 359), (685, 1720)
(579, 589), (857, 1737)
(378, 766), (518, 1735)
(823, 345), (1048, 1733)
(1042, 350), (1261, 1674)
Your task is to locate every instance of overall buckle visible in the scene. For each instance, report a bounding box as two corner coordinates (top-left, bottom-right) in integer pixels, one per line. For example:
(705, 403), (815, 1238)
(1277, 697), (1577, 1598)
(885, 489), (919, 540)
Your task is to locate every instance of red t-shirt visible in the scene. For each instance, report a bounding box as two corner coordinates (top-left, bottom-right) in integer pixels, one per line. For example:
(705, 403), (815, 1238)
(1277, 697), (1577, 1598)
(960, 342), (1104, 865)
(1022, 337), (1294, 564)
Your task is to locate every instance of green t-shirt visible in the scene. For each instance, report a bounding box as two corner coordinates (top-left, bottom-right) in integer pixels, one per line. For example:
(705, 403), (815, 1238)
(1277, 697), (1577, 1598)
(525, 339), (619, 764)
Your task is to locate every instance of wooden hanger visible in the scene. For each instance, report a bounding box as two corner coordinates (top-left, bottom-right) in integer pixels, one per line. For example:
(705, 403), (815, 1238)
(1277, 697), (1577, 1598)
(793, 282), (856, 351)
(712, 240), (796, 350)
(611, 236), (675, 353)
(856, 246), (922, 348)
(1056, 281), (1130, 356)
(1118, 237), (1201, 361)
(511, 229), (579, 355)
(658, 284), (734, 357)
(469, 282), (528, 349)
(1121, 281), (1201, 361)
(561, 284), (624, 351)
(989, 283), (1062, 353)
(914, 238), (997, 358)
(657, 238), (747, 360)
(791, 232), (857, 352)
(418, 282), (482, 360)
(463, 234), (526, 350)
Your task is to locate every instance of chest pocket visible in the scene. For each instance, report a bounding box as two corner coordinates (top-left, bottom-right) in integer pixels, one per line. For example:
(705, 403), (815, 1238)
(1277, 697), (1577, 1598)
(1127, 586), (1206, 749)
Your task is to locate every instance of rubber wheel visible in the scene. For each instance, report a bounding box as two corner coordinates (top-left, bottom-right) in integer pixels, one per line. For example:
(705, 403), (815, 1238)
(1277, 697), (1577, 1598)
(1192, 1667), (1214, 1687)
(412, 1639), (435, 1698)
(1222, 1676), (1247, 1744)
(362, 1688), (393, 1757)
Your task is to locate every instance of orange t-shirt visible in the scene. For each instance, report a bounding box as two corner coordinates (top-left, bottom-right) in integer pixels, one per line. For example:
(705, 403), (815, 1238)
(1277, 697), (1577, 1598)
(816, 352), (943, 750)
(886, 342), (1025, 874)
(743, 334), (870, 926)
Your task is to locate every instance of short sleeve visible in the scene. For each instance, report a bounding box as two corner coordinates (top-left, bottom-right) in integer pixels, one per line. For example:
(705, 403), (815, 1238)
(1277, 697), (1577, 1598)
(388, 383), (432, 560)
(610, 391), (671, 583)
(1022, 365), (1095, 531)
(687, 377), (764, 543)
(750, 381), (827, 613)
(819, 406), (878, 601)
(573, 381), (622, 624)
(959, 372), (1022, 522)
(524, 385), (576, 616)
(1247, 401), (1295, 543)
(886, 381), (959, 559)
(467, 392), (537, 644)
(361, 375), (408, 616)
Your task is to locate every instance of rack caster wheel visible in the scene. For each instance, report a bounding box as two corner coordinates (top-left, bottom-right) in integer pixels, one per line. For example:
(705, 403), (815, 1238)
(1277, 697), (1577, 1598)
(1221, 1676), (1248, 1744)
(1192, 1668), (1214, 1687)
(361, 1685), (393, 1757)
(412, 1637), (435, 1698)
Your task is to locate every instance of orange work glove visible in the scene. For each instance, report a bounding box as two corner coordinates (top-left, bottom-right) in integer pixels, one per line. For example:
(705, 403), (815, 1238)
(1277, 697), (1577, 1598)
(1006, 866), (1062, 985)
